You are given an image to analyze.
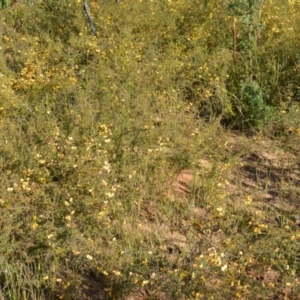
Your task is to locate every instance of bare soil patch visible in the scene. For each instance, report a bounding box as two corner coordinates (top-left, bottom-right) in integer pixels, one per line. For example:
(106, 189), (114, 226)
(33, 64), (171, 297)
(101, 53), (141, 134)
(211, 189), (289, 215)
(226, 133), (300, 212)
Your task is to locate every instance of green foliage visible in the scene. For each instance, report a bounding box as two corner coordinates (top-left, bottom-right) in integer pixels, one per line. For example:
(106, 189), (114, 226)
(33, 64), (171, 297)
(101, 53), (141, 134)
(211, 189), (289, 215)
(236, 80), (272, 129)
(228, 0), (262, 60)
(0, 0), (8, 9)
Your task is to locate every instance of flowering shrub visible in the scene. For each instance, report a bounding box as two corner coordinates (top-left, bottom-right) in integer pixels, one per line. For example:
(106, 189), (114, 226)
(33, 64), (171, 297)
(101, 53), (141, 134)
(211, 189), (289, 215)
(0, 0), (300, 299)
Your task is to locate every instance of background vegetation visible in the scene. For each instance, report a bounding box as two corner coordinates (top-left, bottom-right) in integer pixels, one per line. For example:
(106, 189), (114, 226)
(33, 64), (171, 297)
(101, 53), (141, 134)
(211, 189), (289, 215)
(0, 0), (300, 299)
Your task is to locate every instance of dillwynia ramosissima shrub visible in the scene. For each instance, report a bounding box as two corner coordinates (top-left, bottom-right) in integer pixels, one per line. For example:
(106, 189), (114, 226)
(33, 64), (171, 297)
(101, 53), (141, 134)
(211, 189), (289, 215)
(0, 0), (300, 299)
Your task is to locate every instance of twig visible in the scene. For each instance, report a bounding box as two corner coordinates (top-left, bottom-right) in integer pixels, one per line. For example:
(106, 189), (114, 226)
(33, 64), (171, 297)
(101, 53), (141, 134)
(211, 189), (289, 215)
(83, 0), (97, 36)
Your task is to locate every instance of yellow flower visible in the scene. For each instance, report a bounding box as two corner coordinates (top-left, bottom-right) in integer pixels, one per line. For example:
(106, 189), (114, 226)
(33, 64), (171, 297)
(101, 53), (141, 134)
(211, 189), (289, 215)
(31, 223), (38, 230)
(221, 264), (228, 272)
(141, 280), (149, 286)
(112, 270), (121, 276)
(65, 215), (72, 221)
